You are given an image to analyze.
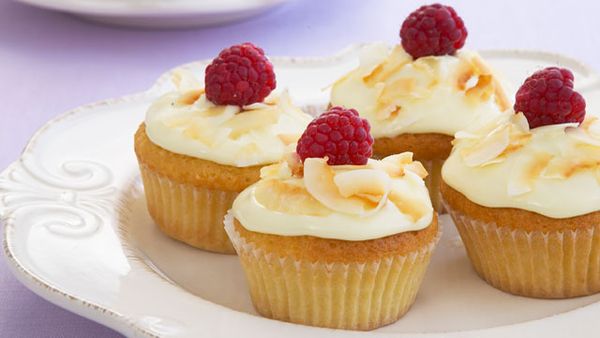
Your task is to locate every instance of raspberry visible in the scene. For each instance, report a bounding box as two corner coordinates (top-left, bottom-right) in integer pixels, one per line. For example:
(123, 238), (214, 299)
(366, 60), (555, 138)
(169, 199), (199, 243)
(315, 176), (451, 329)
(514, 67), (586, 128)
(204, 43), (276, 106)
(400, 4), (467, 59)
(296, 107), (373, 165)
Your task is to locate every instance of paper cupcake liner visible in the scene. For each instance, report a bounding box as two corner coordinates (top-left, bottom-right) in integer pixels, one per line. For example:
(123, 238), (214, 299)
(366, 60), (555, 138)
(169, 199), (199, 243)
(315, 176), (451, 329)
(139, 163), (237, 254)
(224, 212), (438, 330)
(419, 158), (445, 214)
(446, 205), (600, 298)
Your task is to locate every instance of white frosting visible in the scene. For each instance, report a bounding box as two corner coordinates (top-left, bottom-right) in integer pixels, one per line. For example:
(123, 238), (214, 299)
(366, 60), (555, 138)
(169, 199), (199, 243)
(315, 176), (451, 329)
(145, 90), (312, 167)
(330, 43), (509, 138)
(232, 153), (434, 240)
(443, 112), (600, 218)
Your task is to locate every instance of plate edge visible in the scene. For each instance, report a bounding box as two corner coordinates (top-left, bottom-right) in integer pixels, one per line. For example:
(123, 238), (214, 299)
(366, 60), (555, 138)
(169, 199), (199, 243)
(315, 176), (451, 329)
(2, 46), (600, 337)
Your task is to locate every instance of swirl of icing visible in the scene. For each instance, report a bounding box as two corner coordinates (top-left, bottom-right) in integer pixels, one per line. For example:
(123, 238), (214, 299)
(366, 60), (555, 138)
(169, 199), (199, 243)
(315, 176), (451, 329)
(145, 71), (312, 167)
(443, 111), (600, 218)
(231, 153), (434, 240)
(330, 43), (510, 138)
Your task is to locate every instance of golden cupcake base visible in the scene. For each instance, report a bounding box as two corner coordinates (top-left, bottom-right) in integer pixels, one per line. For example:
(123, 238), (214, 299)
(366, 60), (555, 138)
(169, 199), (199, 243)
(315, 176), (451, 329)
(225, 213), (439, 330)
(139, 163), (237, 254)
(420, 159), (445, 213)
(134, 123), (262, 254)
(442, 181), (600, 298)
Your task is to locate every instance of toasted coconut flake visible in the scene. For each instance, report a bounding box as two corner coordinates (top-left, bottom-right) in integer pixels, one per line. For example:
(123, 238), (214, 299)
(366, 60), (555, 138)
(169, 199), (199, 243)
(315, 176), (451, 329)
(511, 112), (530, 132)
(542, 157), (574, 179)
(362, 46), (411, 86)
(499, 131), (532, 158)
(508, 152), (552, 196)
(461, 125), (510, 167)
(371, 153), (428, 178)
(225, 107), (280, 139)
(182, 121), (213, 145)
(303, 158), (388, 216)
(383, 152), (414, 164)
(363, 63), (385, 85)
(457, 68), (475, 91)
(385, 78), (417, 96)
(544, 155), (600, 179)
(586, 117), (600, 135)
(454, 130), (481, 140)
(566, 118), (600, 147)
(378, 105), (420, 126)
(375, 78), (422, 120)
(259, 163), (279, 179)
(283, 152), (304, 177)
(455, 54), (485, 89)
(244, 102), (272, 111)
(388, 188), (428, 222)
(412, 57), (438, 82)
(370, 153), (412, 177)
(375, 104), (401, 121)
(465, 74), (494, 102)
(277, 133), (300, 146)
(260, 162), (292, 180)
(455, 53), (510, 111)
(171, 69), (202, 91)
(494, 84), (511, 111)
(370, 161), (403, 177)
(333, 169), (391, 198)
(473, 61), (510, 112)
(469, 53), (493, 74)
(535, 122), (580, 134)
(176, 89), (204, 106)
(479, 156), (506, 167)
(364, 62), (408, 86)
(328, 71), (353, 92)
(404, 162), (428, 178)
(199, 105), (229, 117)
(359, 43), (390, 67)
(255, 179), (331, 216)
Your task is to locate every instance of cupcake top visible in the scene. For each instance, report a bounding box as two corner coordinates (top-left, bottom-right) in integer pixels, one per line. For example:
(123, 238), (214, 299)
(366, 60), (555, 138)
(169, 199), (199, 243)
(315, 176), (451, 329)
(144, 43), (312, 167)
(145, 88), (311, 167)
(443, 67), (599, 218)
(330, 4), (509, 139)
(231, 107), (434, 240)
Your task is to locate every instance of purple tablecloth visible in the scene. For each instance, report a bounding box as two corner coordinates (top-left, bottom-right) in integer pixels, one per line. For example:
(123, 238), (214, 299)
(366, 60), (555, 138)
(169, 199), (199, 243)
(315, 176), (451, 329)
(1, 0), (599, 336)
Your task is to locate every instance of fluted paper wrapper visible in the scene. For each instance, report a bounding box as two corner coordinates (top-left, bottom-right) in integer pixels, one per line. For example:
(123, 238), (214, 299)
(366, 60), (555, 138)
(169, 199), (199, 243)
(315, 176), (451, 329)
(224, 212), (438, 330)
(420, 158), (445, 213)
(139, 163), (236, 254)
(447, 206), (600, 298)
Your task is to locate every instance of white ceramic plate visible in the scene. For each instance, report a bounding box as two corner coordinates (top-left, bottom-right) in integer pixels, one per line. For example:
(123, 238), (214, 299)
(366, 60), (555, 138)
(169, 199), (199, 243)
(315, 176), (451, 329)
(16, 0), (288, 28)
(2, 45), (600, 338)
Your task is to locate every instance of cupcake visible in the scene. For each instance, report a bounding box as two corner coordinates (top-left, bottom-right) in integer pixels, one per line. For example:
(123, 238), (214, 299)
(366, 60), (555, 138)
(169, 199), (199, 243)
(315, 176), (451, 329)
(442, 67), (600, 298)
(134, 43), (312, 254)
(225, 107), (439, 330)
(330, 4), (509, 211)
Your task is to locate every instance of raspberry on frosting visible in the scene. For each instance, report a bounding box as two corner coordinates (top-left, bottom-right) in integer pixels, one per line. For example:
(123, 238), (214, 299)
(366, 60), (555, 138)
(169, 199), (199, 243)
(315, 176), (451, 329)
(400, 3), (467, 59)
(514, 67), (586, 128)
(296, 106), (373, 165)
(204, 42), (276, 106)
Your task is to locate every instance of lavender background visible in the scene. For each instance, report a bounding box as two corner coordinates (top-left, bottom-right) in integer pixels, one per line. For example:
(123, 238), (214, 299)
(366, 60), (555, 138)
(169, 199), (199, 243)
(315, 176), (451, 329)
(1, 0), (599, 336)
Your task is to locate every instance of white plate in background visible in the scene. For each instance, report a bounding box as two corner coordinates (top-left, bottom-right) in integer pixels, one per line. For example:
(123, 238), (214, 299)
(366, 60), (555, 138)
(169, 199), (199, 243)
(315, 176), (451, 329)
(16, 0), (288, 28)
(2, 45), (600, 337)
